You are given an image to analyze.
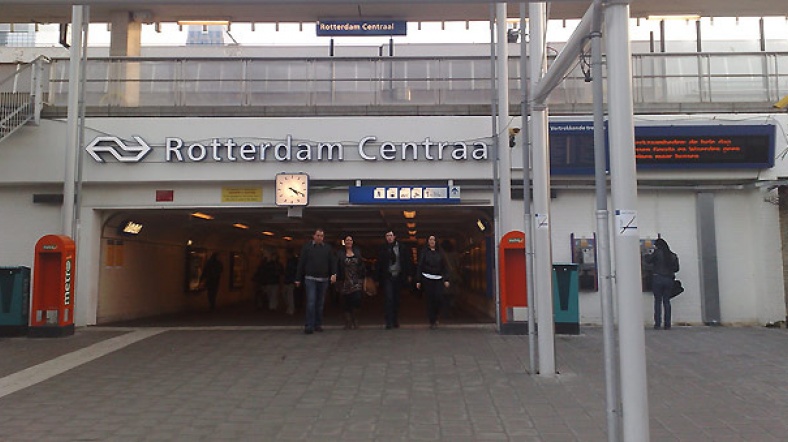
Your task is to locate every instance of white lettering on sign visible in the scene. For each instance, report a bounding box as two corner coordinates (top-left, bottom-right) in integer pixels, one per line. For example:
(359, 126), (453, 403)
(64, 258), (72, 306)
(122, 135), (489, 164)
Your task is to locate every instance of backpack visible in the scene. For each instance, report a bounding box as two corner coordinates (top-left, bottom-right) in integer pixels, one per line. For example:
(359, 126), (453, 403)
(668, 252), (680, 273)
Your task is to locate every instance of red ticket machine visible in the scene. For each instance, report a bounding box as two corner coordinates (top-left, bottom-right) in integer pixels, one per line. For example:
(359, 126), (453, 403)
(499, 231), (528, 335)
(29, 235), (76, 337)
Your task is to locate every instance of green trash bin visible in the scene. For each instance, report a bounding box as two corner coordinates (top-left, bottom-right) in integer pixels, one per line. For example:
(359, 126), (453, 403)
(0, 266), (31, 337)
(552, 263), (579, 335)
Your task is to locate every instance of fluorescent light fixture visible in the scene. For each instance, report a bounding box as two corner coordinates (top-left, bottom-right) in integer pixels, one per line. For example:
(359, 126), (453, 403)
(774, 95), (788, 109)
(403, 210), (416, 219)
(477, 219), (486, 231)
(177, 20), (230, 26)
(647, 15), (701, 21)
(233, 223), (249, 229)
(262, 231), (275, 236)
(409, 230), (417, 236)
(191, 212), (214, 220)
(282, 236), (293, 241)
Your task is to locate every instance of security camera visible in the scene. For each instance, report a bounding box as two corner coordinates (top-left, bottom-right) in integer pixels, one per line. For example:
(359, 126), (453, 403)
(774, 95), (788, 110)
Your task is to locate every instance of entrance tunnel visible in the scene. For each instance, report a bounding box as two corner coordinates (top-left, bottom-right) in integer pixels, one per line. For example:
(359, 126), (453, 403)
(97, 206), (496, 327)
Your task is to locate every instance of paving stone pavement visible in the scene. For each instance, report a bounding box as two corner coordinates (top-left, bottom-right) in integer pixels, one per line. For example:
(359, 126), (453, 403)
(0, 325), (786, 441)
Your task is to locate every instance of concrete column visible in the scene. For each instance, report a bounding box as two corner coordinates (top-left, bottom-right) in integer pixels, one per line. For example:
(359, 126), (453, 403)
(529, 1), (556, 377)
(606, 1), (650, 441)
(109, 11), (141, 106)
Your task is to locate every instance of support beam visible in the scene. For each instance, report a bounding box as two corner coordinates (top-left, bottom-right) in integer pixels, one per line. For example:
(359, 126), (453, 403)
(606, 1), (650, 440)
(529, 1), (556, 377)
(530, 3), (594, 105)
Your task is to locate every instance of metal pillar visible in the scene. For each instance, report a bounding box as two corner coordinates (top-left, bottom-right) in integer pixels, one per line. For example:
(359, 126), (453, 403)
(496, 3), (512, 234)
(62, 5), (86, 238)
(528, 1), (556, 377)
(606, 2), (650, 440)
(590, 2), (620, 440)
(519, 2), (537, 376)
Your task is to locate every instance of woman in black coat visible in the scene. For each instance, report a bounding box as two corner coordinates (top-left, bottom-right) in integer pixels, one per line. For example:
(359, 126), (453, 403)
(645, 238), (678, 330)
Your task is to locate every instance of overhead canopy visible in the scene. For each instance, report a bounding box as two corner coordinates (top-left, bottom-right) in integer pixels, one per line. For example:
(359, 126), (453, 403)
(1, 0), (786, 24)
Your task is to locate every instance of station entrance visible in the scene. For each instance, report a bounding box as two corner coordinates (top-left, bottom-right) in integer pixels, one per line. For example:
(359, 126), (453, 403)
(96, 206), (496, 327)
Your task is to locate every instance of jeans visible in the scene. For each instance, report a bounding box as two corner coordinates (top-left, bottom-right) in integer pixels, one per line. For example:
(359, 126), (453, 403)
(652, 274), (673, 328)
(382, 278), (403, 327)
(304, 278), (329, 331)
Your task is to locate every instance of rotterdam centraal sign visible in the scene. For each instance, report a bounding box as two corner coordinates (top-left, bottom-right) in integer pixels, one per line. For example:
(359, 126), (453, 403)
(85, 135), (490, 163)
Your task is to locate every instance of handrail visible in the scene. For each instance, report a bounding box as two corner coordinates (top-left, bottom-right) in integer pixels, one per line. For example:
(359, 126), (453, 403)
(34, 51), (788, 112)
(0, 55), (48, 143)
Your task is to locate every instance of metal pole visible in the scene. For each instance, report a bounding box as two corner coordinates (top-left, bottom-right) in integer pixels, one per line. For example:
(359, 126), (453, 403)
(74, 6), (90, 244)
(496, 3), (512, 235)
(520, 2), (537, 376)
(529, 1), (556, 377)
(62, 5), (84, 238)
(606, 2), (650, 440)
(490, 3), (502, 333)
(590, 2), (620, 440)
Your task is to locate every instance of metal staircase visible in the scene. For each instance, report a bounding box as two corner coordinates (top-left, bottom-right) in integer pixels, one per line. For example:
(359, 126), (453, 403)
(0, 56), (45, 144)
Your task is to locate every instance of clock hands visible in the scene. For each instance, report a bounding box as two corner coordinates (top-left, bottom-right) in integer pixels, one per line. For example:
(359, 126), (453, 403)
(289, 187), (305, 197)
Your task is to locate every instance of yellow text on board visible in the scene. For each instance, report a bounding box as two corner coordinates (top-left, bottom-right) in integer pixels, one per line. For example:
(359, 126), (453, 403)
(221, 187), (263, 203)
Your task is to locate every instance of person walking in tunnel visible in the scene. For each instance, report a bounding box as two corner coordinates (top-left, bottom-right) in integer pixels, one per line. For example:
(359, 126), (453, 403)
(416, 235), (450, 330)
(295, 228), (337, 334)
(645, 237), (679, 330)
(200, 252), (223, 311)
(376, 230), (412, 330)
(337, 234), (365, 330)
(282, 248), (299, 315)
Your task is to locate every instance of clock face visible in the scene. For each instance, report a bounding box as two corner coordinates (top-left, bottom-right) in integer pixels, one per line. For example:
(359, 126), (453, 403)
(275, 173), (309, 206)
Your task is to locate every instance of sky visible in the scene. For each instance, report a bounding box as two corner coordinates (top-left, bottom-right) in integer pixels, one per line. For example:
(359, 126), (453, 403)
(26, 16), (788, 48)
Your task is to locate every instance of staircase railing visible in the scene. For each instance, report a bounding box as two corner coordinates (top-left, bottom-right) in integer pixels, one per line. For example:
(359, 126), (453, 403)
(0, 56), (47, 144)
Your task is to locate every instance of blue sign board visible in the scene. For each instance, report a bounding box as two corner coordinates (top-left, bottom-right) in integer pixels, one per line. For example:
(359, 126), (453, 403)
(349, 186), (460, 204)
(316, 20), (407, 37)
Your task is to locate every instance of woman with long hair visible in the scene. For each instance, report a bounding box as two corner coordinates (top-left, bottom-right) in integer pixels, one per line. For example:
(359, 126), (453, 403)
(337, 234), (365, 329)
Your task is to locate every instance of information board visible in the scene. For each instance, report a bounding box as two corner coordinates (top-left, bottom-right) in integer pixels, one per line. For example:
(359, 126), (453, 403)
(548, 123), (776, 174)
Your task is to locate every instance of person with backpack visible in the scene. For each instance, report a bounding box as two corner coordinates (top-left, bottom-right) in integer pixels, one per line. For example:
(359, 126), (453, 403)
(645, 238), (679, 330)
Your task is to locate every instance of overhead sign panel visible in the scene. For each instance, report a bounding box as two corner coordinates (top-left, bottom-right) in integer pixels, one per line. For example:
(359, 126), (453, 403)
(349, 186), (460, 204)
(549, 122), (776, 174)
(316, 20), (407, 36)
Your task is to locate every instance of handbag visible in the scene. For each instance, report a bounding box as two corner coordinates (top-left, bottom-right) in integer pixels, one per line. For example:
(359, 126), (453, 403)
(671, 279), (684, 298)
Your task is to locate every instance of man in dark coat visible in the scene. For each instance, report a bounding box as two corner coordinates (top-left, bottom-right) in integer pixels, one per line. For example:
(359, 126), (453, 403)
(295, 228), (337, 334)
(376, 230), (413, 329)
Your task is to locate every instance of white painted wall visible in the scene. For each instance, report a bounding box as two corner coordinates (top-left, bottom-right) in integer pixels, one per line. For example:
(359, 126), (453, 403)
(1, 114), (786, 326)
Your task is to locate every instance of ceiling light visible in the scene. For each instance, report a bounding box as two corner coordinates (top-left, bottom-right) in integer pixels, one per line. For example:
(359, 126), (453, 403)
(119, 220), (143, 236)
(177, 20), (230, 26)
(283, 236), (293, 241)
(403, 210), (416, 219)
(409, 230), (417, 236)
(647, 15), (701, 21)
(477, 219), (486, 231)
(406, 222), (416, 229)
(233, 223), (249, 229)
(191, 212), (214, 220)
(262, 231), (275, 236)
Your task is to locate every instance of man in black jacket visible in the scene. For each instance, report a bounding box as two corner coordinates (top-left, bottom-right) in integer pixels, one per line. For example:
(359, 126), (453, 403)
(376, 230), (412, 329)
(295, 228), (337, 334)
